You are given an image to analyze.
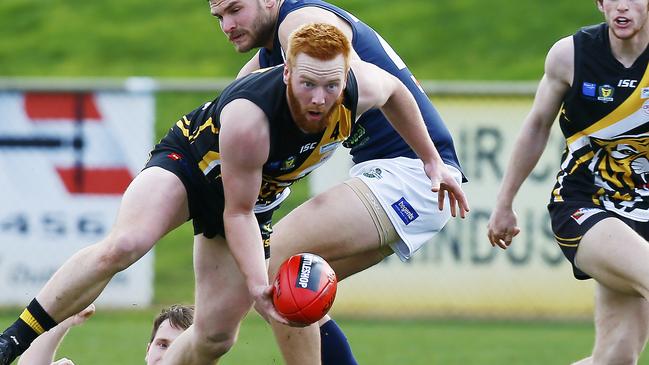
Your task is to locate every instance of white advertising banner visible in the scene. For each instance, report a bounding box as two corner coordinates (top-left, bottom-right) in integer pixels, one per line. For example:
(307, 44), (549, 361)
(0, 91), (154, 307)
(311, 97), (595, 318)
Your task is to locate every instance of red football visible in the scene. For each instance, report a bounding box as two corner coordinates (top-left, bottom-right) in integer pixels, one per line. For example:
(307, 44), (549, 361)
(272, 253), (337, 325)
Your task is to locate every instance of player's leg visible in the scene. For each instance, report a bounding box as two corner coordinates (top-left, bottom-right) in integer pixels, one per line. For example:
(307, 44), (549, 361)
(328, 245), (393, 280)
(573, 218), (649, 364)
(269, 181), (379, 365)
(269, 158), (457, 365)
(0, 167), (189, 361)
(161, 234), (253, 365)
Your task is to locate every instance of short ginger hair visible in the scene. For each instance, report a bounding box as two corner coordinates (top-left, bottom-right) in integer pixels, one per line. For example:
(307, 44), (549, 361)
(286, 23), (351, 70)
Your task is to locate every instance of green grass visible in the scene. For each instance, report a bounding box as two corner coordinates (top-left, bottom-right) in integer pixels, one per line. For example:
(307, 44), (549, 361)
(0, 0), (602, 80)
(5, 309), (645, 364)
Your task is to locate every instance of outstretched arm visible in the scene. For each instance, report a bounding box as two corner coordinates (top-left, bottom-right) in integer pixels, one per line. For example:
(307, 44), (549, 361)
(17, 304), (95, 365)
(351, 60), (469, 218)
(218, 99), (288, 325)
(487, 36), (574, 249)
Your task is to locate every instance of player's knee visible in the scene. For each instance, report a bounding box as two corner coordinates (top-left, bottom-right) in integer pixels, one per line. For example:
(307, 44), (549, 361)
(192, 325), (238, 358)
(96, 232), (152, 272)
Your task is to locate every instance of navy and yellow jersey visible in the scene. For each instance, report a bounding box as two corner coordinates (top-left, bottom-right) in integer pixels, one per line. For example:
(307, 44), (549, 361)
(258, 0), (463, 178)
(172, 65), (359, 211)
(552, 23), (649, 221)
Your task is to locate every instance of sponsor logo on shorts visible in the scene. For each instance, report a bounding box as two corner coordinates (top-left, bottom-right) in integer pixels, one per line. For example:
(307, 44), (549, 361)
(570, 207), (605, 225)
(362, 167), (383, 179)
(391, 197), (419, 225)
(295, 254), (321, 292)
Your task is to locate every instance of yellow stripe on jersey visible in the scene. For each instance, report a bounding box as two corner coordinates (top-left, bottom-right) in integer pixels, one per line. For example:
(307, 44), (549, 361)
(555, 234), (582, 242)
(267, 104), (353, 183)
(199, 151), (221, 174)
(569, 151), (595, 174)
(19, 309), (45, 335)
(189, 117), (218, 143)
(556, 242), (579, 247)
(566, 65), (649, 145)
(175, 116), (191, 138)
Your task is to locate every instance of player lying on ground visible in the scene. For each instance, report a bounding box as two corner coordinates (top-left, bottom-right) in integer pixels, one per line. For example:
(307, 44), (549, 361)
(17, 304), (194, 365)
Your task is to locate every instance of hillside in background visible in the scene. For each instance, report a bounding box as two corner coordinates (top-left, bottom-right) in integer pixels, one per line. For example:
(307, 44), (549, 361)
(1, 0), (602, 80)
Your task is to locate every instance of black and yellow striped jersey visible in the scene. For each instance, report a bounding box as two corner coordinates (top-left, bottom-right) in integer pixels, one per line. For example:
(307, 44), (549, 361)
(552, 23), (649, 221)
(171, 65), (358, 212)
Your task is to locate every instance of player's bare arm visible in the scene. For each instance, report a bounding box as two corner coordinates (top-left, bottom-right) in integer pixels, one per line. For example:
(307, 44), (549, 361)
(352, 60), (469, 218)
(17, 304), (95, 365)
(487, 36), (574, 249)
(237, 49), (262, 79)
(219, 99), (287, 325)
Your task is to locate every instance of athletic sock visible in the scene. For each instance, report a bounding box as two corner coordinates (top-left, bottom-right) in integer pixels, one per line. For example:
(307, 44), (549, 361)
(320, 319), (358, 365)
(1, 298), (57, 354)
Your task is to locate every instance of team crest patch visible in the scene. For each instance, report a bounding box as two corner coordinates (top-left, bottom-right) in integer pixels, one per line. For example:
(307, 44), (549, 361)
(570, 207), (605, 225)
(597, 84), (614, 103)
(362, 167), (383, 179)
(391, 197), (419, 225)
(281, 156), (296, 171)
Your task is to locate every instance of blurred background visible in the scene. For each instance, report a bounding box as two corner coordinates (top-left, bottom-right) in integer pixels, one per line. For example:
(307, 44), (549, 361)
(0, 0), (628, 364)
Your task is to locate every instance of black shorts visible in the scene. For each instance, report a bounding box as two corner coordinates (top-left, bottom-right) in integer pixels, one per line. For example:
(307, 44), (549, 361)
(144, 131), (273, 258)
(548, 201), (649, 280)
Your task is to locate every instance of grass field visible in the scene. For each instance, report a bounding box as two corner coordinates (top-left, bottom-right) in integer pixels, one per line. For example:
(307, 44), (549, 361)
(0, 0), (602, 80)
(0, 309), (617, 364)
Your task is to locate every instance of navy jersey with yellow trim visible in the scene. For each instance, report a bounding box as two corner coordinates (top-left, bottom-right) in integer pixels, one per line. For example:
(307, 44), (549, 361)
(258, 0), (463, 178)
(553, 23), (649, 221)
(172, 65), (358, 211)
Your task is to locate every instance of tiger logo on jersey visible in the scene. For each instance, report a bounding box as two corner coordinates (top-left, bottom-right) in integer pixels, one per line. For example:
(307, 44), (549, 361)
(590, 135), (649, 200)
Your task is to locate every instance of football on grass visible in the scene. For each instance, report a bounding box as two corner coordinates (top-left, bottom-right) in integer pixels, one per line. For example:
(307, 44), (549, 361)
(272, 253), (337, 325)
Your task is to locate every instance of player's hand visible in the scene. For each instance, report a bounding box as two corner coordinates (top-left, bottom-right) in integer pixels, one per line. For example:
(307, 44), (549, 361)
(425, 161), (469, 219)
(69, 304), (96, 326)
(487, 206), (521, 249)
(59, 303), (96, 329)
(251, 285), (289, 325)
(251, 285), (308, 328)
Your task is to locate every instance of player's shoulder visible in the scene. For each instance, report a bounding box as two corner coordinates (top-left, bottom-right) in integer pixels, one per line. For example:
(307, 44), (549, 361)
(545, 36), (575, 84)
(278, 4), (352, 42)
(545, 36), (574, 80)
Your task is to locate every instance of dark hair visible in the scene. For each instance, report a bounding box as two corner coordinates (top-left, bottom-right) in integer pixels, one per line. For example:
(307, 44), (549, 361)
(149, 304), (195, 342)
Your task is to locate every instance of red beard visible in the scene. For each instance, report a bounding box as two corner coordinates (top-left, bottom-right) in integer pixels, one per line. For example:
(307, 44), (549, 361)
(287, 82), (343, 134)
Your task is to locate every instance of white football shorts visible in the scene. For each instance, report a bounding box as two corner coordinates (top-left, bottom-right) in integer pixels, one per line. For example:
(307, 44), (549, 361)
(349, 156), (463, 261)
